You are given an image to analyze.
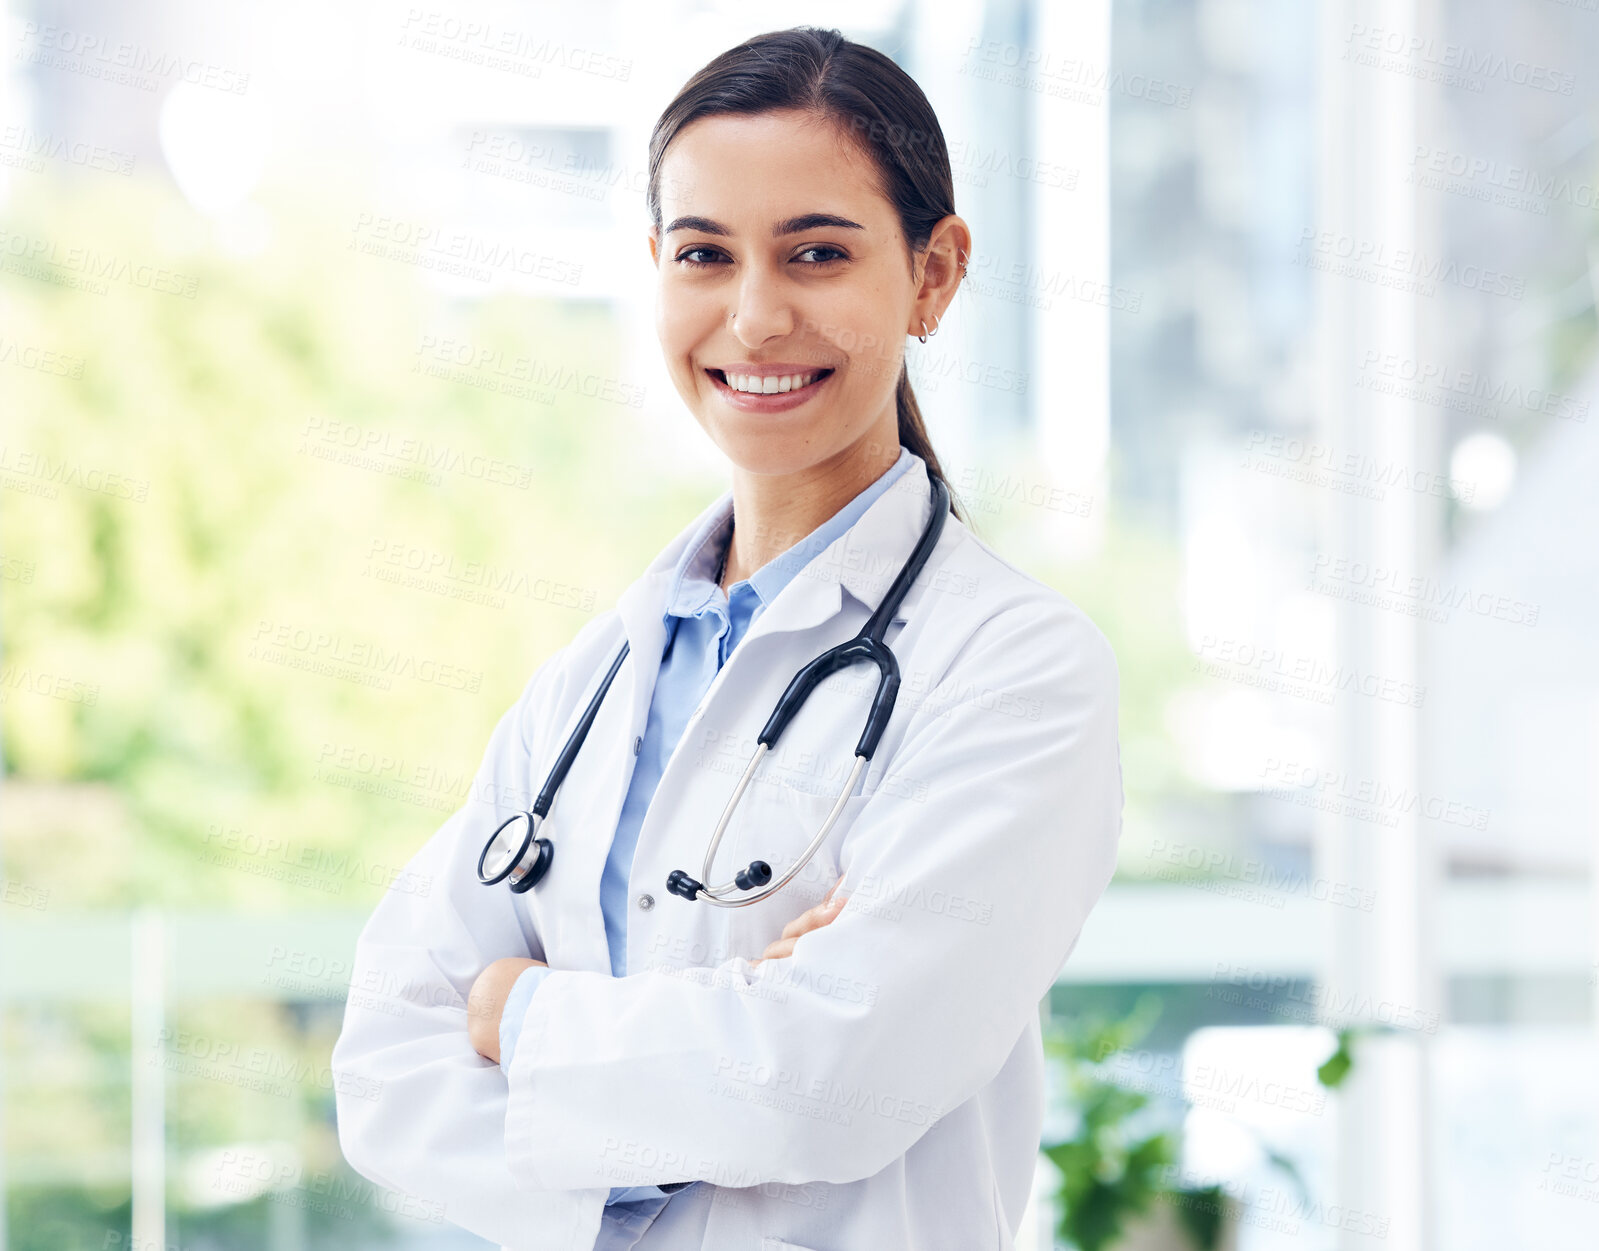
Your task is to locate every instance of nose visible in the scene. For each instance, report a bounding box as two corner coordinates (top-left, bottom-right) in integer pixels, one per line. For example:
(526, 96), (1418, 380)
(728, 264), (795, 347)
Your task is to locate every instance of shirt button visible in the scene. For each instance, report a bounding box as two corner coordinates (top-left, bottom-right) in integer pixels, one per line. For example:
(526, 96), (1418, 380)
(633, 735), (642, 756)
(637, 893), (655, 910)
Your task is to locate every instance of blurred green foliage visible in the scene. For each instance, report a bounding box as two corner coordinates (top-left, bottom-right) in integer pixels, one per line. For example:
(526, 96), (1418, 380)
(1, 173), (718, 911)
(1, 174), (1193, 913)
(1044, 996), (1334, 1251)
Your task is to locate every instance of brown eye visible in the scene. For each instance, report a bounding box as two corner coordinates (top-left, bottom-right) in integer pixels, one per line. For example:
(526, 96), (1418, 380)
(675, 247), (724, 267)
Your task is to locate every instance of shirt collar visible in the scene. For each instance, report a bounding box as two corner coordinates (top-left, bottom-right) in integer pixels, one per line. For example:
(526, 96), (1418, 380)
(613, 450), (947, 731)
(662, 446), (916, 622)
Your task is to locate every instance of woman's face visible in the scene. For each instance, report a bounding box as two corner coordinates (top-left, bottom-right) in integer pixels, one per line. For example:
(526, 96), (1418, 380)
(648, 109), (955, 479)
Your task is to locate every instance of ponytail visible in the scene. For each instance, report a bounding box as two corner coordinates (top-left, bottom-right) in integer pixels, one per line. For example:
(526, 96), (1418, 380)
(895, 366), (966, 525)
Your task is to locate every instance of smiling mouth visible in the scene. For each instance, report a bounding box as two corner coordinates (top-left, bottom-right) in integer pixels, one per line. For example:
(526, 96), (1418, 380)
(706, 368), (835, 395)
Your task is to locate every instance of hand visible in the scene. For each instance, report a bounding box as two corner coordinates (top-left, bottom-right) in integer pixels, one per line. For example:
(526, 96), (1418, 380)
(749, 875), (848, 969)
(467, 956), (546, 1062)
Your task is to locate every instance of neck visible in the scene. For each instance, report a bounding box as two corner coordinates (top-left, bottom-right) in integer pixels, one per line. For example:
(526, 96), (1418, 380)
(720, 432), (902, 591)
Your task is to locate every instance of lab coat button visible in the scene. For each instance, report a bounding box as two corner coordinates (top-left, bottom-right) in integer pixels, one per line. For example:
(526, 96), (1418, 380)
(637, 893), (655, 910)
(633, 735), (642, 756)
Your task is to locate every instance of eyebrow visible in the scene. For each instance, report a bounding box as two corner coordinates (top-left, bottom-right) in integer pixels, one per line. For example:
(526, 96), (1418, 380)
(662, 212), (866, 238)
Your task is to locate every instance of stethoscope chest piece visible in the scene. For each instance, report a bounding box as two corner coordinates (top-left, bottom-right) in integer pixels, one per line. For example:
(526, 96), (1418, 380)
(476, 811), (554, 894)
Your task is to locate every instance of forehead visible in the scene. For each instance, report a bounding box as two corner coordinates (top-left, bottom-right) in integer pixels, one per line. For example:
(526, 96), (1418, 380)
(656, 110), (890, 225)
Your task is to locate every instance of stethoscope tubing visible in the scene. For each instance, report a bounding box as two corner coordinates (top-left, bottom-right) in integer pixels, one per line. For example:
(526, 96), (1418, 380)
(477, 473), (950, 904)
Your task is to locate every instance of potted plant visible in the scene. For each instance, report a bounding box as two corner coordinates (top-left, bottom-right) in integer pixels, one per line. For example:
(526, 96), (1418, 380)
(1041, 996), (1360, 1251)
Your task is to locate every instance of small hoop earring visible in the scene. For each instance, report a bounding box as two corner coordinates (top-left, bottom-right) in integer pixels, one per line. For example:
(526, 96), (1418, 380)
(917, 320), (928, 344)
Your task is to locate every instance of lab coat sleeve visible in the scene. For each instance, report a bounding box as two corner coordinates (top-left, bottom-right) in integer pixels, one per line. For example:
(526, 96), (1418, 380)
(498, 965), (551, 1070)
(503, 598), (1123, 1190)
(329, 650), (590, 1248)
(499, 968), (675, 1206)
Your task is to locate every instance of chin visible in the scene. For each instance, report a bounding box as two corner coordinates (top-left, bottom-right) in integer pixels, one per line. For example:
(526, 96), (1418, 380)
(713, 429), (830, 478)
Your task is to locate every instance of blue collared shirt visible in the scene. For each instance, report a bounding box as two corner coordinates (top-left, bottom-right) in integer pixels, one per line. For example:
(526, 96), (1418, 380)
(498, 446), (914, 1226)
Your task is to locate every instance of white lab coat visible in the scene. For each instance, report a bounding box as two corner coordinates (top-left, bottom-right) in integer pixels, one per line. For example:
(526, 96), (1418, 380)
(330, 452), (1124, 1251)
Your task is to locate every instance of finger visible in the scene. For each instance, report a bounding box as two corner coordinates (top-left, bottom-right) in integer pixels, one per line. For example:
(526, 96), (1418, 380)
(760, 937), (798, 963)
(779, 913), (811, 941)
(780, 893), (844, 941)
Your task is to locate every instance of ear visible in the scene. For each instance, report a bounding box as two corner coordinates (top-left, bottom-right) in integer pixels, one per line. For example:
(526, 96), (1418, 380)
(909, 214), (971, 339)
(647, 227), (660, 267)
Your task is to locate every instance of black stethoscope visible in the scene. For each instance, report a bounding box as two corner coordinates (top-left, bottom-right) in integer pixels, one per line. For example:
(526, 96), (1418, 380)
(476, 474), (950, 907)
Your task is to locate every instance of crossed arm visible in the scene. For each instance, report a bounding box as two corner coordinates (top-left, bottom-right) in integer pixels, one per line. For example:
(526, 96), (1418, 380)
(465, 877), (849, 1063)
(334, 599), (1123, 1214)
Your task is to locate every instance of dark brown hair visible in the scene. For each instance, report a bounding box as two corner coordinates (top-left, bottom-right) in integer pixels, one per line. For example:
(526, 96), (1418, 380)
(646, 25), (968, 524)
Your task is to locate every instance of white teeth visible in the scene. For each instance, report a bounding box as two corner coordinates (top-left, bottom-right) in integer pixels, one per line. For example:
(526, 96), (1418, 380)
(723, 371), (822, 394)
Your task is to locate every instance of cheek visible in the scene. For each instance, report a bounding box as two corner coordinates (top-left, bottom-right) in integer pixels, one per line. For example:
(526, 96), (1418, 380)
(657, 284), (719, 366)
(811, 278), (901, 371)
(655, 284), (687, 354)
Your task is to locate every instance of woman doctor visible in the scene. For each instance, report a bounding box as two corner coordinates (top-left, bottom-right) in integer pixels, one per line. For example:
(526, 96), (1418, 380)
(331, 25), (1123, 1251)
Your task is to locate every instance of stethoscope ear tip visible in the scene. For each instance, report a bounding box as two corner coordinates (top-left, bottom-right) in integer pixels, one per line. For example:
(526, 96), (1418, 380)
(665, 868), (703, 901)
